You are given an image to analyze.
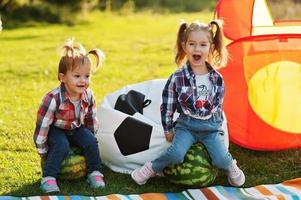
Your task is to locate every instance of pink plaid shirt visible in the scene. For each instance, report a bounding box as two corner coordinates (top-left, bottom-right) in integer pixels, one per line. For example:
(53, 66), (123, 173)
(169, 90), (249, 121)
(33, 83), (98, 155)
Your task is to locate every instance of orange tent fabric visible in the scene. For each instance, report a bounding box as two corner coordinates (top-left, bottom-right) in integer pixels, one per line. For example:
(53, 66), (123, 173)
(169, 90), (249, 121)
(215, 0), (301, 150)
(215, 0), (254, 40)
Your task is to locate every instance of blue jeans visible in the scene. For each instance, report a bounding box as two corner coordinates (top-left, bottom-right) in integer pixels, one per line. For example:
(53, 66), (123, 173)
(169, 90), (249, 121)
(43, 126), (101, 178)
(152, 113), (232, 172)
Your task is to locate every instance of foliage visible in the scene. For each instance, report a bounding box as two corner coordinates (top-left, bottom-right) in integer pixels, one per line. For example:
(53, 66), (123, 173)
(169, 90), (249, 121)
(0, 0), (99, 25)
(2, 3), (59, 25)
(2, 0), (300, 26)
(99, 0), (217, 13)
(1, 0), (215, 26)
(0, 0), (27, 13)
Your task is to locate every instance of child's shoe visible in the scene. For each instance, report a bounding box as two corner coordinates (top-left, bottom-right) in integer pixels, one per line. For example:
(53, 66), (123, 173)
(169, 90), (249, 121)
(154, 171), (165, 177)
(87, 171), (105, 188)
(40, 176), (60, 193)
(131, 162), (155, 185)
(227, 159), (245, 187)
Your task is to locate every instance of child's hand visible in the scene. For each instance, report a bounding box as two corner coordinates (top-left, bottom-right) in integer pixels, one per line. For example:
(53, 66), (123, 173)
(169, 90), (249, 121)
(165, 132), (174, 142)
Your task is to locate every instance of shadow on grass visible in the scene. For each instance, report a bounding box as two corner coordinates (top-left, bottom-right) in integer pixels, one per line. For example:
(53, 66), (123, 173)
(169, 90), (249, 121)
(6, 145), (299, 197)
(0, 35), (42, 41)
(2, 166), (179, 197)
(3, 182), (41, 197)
(3, 165), (231, 197)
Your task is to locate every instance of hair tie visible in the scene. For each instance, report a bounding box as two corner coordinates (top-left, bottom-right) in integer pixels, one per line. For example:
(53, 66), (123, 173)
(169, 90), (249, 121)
(207, 24), (212, 31)
(208, 23), (217, 38)
(58, 37), (87, 58)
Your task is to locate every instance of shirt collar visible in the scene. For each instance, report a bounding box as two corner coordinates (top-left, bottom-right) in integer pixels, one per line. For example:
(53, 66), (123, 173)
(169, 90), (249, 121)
(59, 83), (89, 104)
(184, 61), (215, 79)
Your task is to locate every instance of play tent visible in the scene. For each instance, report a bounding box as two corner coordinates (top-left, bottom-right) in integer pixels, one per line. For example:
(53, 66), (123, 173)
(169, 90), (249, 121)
(215, 0), (301, 150)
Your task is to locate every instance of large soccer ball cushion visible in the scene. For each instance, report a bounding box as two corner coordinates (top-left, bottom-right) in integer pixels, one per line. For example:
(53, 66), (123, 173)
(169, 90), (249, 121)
(97, 79), (229, 174)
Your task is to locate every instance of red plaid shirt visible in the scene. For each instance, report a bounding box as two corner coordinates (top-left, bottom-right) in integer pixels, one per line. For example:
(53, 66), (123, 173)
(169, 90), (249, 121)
(33, 83), (98, 155)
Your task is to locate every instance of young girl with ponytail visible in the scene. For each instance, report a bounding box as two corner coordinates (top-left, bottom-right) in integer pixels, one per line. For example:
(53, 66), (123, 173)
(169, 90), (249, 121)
(34, 38), (105, 193)
(131, 20), (245, 187)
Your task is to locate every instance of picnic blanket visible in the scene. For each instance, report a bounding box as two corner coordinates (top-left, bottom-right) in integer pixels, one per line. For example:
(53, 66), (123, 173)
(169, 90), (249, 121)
(2, 178), (301, 200)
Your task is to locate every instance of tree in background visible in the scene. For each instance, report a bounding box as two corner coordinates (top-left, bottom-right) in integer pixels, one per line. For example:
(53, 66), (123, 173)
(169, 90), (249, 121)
(0, 0), (27, 13)
(2, 0), (298, 27)
(99, 0), (216, 13)
(0, 0), (99, 25)
(0, 16), (2, 31)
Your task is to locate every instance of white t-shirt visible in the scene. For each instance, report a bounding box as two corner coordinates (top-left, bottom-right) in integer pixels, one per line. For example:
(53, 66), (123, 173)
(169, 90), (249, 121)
(195, 73), (212, 102)
(70, 99), (81, 119)
(192, 73), (213, 119)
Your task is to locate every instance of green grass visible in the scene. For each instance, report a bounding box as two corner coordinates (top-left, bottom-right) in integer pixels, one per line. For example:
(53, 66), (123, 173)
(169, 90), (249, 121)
(0, 11), (300, 196)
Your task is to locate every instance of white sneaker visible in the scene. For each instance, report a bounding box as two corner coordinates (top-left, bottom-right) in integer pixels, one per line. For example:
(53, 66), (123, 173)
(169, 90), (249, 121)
(227, 160), (245, 187)
(131, 162), (154, 185)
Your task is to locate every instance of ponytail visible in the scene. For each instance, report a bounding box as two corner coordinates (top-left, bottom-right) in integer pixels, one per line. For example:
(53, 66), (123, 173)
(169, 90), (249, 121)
(87, 49), (105, 72)
(58, 38), (105, 80)
(209, 20), (228, 68)
(175, 21), (188, 66)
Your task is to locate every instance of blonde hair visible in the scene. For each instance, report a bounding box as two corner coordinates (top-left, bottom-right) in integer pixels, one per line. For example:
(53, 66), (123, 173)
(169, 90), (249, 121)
(57, 38), (105, 80)
(175, 19), (228, 68)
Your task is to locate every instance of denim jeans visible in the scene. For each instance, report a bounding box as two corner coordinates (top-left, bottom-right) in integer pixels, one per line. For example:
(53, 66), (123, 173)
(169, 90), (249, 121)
(43, 126), (101, 178)
(152, 113), (232, 172)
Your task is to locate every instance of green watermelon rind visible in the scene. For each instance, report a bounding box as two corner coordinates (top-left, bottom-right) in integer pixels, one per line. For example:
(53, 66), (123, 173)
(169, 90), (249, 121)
(58, 146), (87, 180)
(163, 143), (218, 186)
(60, 159), (86, 173)
(61, 155), (85, 167)
(40, 146), (87, 180)
(167, 173), (217, 187)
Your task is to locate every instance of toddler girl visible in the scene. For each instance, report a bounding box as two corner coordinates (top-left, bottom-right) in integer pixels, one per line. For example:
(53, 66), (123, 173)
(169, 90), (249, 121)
(131, 20), (245, 187)
(33, 38), (105, 193)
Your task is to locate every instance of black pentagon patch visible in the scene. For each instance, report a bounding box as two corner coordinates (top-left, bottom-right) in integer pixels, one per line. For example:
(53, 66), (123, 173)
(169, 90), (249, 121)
(114, 117), (152, 156)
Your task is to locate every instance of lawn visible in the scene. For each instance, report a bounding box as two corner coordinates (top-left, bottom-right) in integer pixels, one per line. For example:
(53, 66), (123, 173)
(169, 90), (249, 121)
(0, 11), (300, 196)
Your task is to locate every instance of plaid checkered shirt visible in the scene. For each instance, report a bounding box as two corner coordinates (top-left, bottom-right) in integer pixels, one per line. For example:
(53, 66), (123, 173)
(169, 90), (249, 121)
(33, 83), (98, 155)
(161, 62), (225, 133)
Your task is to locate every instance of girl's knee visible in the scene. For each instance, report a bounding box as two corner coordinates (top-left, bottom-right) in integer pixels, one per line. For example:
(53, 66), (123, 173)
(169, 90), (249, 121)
(168, 149), (186, 164)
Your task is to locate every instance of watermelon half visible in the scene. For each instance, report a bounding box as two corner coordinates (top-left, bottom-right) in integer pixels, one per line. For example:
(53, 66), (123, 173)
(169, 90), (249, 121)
(163, 143), (218, 187)
(41, 146), (87, 180)
(59, 146), (87, 180)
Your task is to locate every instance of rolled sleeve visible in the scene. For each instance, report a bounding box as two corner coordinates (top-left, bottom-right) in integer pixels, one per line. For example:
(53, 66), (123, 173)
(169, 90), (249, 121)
(33, 95), (56, 155)
(161, 74), (177, 133)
